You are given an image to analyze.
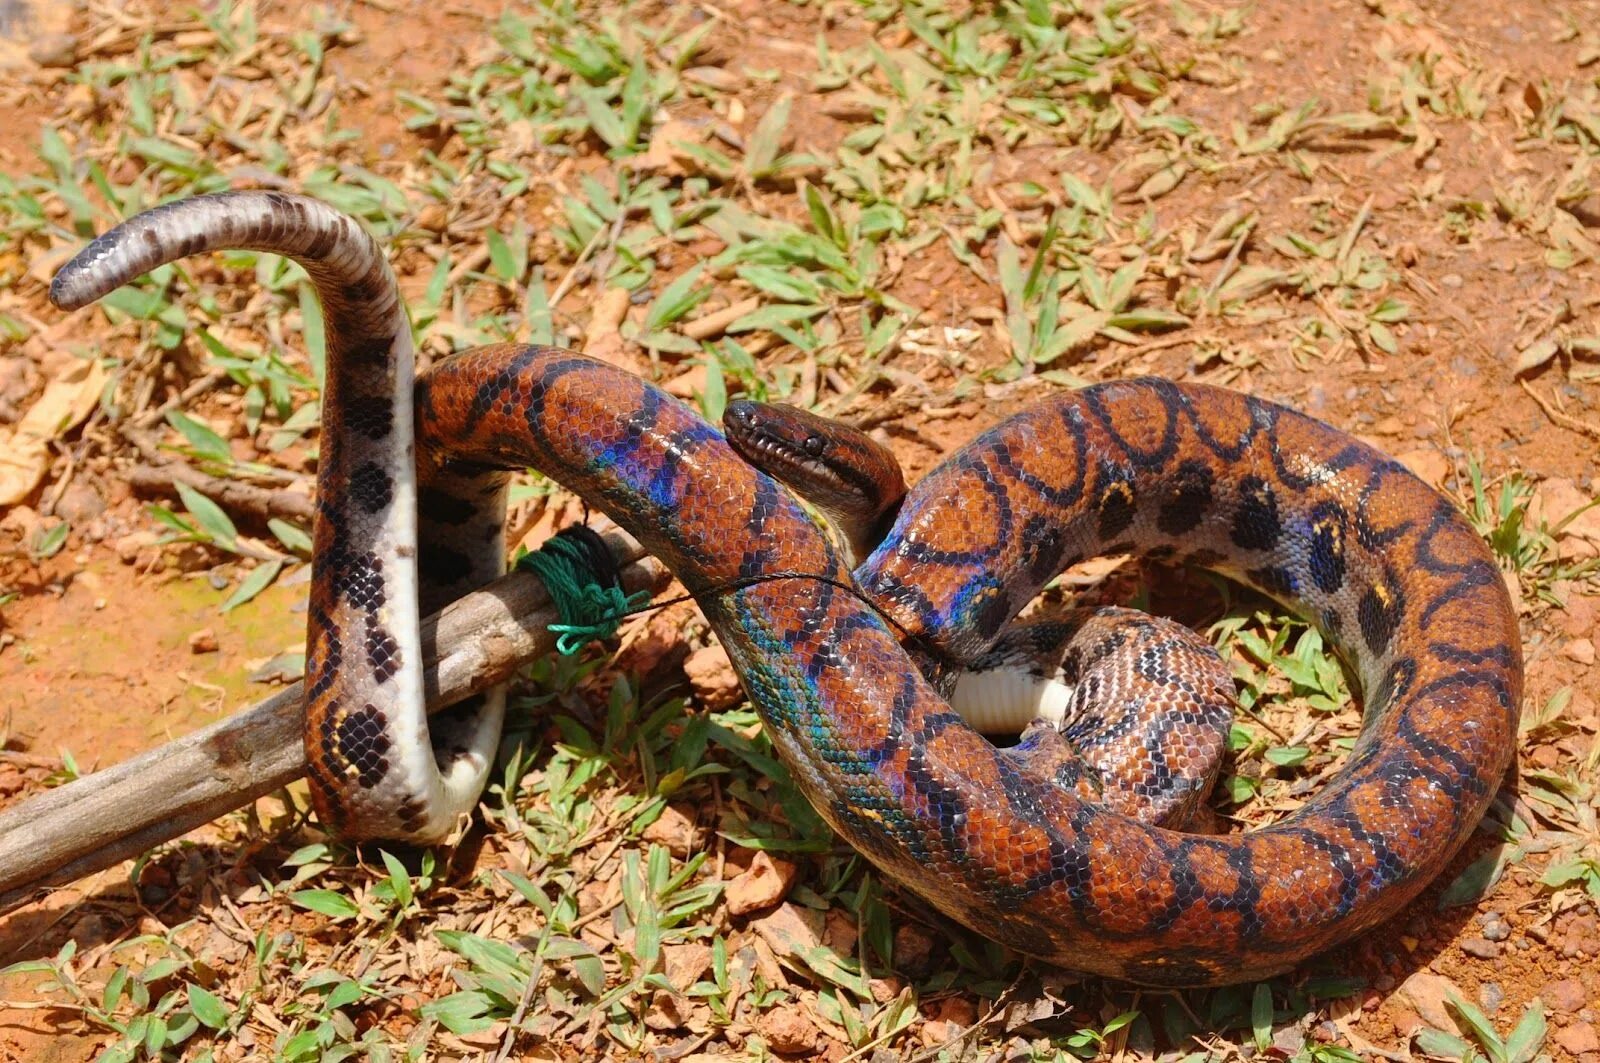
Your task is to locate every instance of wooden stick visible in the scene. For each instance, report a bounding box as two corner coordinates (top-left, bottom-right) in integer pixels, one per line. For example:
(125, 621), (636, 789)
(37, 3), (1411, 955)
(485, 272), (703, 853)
(0, 528), (668, 915)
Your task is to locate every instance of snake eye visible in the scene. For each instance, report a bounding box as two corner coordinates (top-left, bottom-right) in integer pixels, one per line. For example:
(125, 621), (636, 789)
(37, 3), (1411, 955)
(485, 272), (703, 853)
(802, 434), (826, 457)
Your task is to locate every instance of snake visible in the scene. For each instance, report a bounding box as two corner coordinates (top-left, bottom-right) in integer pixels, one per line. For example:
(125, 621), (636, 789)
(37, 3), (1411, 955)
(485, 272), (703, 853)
(722, 398), (1238, 828)
(51, 191), (1522, 986)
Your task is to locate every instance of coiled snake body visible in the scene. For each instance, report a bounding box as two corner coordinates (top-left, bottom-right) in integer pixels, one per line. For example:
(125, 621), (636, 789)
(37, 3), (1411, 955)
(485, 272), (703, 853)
(53, 193), (1521, 986)
(722, 398), (1240, 829)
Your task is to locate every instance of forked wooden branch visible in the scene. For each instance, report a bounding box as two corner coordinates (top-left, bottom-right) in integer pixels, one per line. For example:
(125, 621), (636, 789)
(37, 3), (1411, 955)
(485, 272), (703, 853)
(0, 528), (668, 916)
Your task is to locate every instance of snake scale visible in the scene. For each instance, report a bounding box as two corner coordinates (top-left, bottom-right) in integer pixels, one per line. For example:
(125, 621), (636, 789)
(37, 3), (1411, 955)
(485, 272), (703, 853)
(52, 192), (1521, 986)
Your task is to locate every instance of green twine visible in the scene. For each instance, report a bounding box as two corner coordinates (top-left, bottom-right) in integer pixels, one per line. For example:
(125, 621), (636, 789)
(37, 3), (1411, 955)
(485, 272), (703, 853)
(515, 526), (650, 656)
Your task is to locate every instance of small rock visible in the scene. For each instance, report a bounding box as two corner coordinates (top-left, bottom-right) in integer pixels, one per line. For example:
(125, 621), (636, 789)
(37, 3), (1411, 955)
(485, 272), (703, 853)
(1391, 1006), (1426, 1037)
(0, 503), (39, 541)
(894, 923), (936, 977)
(824, 907), (858, 956)
(415, 203), (449, 233)
(868, 974), (905, 1003)
(1555, 1021), (1599, 1056)
(1396, 447), (1451, 488)
(28, 32), (78, 68)
(66, 912), (116, 946)
(0, 764), (27, 798)
(684, 644), (743, 710)
(612, 610), (688, 678)
(921, 995), (979, 1047)
(756, 1004), (817, 1054)
(663, 942), (713, 993)
(750, 903), (825, 961)
(1479, 912), (1511, 941)
(1543, 978), (1587, 1014)
(1564, 638), (1596, 666)
(1272, 1025), (1306, 1055)
(188, 628), (219, 654)
(644, 991), (687, 1031)
(1560, 912), (1600, 958)
(1372, 415), (1405, 437)
(1460, 937), (1500, 960)
(1562, 595), (1597, 640)
(53, 483), (104, 523)
(725, 852), (797, 915)
(115, 530), (161, 563)
(1529, 478), (1600, 560)
(641, 804), (700, 858)
(1479, 982), (1503, 1015)
(1396, 971), (1462, 1034)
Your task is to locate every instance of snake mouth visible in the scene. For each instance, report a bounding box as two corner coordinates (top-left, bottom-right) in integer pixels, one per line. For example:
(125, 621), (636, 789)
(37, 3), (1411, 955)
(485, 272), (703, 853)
(724, 401), (845, 490)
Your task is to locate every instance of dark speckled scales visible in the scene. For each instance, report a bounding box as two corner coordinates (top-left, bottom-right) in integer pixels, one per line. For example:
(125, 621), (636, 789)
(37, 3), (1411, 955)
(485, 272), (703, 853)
(988, 607), (1237, 828)
(55, 194), (1522, 987)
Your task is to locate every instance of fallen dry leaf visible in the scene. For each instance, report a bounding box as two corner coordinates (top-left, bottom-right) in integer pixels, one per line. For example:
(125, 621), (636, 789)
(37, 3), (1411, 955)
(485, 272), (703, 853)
(0, 357), (107, 506)
(582, 287), (636, 370)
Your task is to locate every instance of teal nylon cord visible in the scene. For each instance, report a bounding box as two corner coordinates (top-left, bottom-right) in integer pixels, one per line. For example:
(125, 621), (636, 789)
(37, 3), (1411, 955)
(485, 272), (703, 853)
(515, 526), (930, 663)
(515, 527), (650, 656)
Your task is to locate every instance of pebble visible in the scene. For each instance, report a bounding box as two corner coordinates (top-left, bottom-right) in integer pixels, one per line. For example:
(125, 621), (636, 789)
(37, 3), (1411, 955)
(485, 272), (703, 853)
(640, 804), (700, 858)
(1479, 912), (1511, 941)
(1555, 1022), (1599, 1057)
(1564, 638), (1596, 665)
(756, 1006), (816, 1054)
(1271, 1026), (1306, 1055)
(1542, 978), (1587, 1014)
(1395, 971), (1461, 1033)
(28, 32), (78, 68)
(920, 996), (979, 1048)
(1478, 982), (1502, 1015)
(894, 923), (936, 977)
(53, 482), (104, 523)
(725, 852), (798, 916)
(1460, 937), (1500, 959)
(683, 644), (743, 710)
(188, 628), (219, 654)
(1397, 447), (1450, 488)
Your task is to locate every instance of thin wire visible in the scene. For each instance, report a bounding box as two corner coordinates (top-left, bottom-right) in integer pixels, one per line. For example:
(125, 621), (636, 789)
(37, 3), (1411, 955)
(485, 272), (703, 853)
(527, 506), (950, 668)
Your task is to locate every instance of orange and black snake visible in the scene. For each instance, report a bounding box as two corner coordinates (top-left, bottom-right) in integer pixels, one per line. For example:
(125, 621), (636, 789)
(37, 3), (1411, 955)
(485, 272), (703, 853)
(51, 192), (1522, 986)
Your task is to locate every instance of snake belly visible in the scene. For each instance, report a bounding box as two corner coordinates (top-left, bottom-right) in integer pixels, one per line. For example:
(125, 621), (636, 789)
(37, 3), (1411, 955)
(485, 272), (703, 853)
(52, 193), (1521, 986)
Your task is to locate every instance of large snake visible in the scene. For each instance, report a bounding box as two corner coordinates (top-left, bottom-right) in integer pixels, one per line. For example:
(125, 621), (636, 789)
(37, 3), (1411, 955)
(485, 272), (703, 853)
(52, 192), (1521, 986)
